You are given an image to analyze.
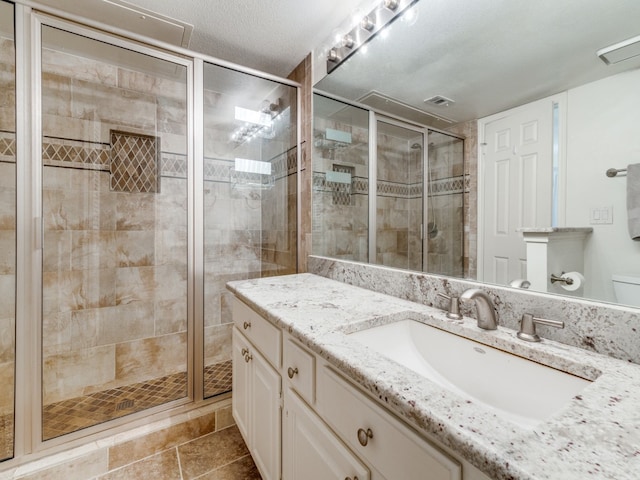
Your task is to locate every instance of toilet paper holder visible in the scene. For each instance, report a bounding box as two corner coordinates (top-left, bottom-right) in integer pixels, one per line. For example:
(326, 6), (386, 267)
(550, 272), (574, 285)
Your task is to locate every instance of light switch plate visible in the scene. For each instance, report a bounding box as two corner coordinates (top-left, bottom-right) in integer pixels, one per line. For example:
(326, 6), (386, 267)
(590, 206), (613, 224)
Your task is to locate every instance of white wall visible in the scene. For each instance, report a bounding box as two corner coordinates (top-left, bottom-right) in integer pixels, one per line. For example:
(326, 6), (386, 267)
(565, 68), (640, 303)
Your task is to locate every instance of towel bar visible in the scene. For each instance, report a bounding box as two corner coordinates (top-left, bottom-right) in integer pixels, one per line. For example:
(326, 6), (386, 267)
(606, 168), (627, 177)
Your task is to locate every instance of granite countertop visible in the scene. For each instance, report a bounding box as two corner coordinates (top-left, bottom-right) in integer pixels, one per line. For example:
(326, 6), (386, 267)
(227, 273), (640, 480)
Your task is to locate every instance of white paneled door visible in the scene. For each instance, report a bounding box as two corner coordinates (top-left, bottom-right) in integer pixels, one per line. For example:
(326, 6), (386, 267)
(480, 96), (557, 285)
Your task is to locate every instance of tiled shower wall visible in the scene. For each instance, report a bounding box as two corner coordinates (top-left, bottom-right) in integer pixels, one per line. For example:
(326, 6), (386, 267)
(202, 82), (298, 382)
(0, 29), (16, 460)
(376, 132), (423, 271)
(40, 43), (189, 409)
(312, 117), (369, 262)
(446, 120), (478, 279)
(425, 132), (466, 277)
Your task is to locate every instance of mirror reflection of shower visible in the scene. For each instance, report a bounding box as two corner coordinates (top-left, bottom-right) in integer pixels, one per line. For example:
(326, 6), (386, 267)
(311, 93), (465, 277)
(411, 142), (438, 239)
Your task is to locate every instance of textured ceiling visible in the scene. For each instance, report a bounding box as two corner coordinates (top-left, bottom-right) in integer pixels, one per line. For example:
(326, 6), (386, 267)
(116, 0), (367, 77)
(316, 0), (640, 123)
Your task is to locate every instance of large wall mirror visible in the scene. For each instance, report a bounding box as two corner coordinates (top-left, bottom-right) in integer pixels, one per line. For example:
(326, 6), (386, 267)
(312, 0), (640, 309)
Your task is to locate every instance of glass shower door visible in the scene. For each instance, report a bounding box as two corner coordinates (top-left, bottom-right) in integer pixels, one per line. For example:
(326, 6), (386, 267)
(375, 120), (424, 271)
(0, 0), (15, 460)
(40, 23), (190, 439)
(202, 63), (297, 399)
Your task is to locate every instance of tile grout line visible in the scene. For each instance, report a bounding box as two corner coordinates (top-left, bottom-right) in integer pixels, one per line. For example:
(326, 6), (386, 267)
(190, 453), (256, 480)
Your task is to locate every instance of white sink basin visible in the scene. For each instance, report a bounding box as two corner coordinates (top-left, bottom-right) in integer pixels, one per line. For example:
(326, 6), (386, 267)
(349, 319), (592, 428)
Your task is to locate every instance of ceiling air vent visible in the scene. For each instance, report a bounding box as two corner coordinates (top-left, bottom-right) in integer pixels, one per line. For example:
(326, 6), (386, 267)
(424, 95), (455, 107)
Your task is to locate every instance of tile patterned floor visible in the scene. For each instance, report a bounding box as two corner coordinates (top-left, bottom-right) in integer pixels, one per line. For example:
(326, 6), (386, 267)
(96, 425), (262, 480)
(42, 360), (232, 440)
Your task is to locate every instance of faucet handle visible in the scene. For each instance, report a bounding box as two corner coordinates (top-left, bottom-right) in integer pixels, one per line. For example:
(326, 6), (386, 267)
(437, 293), (462, 320)
(517, 313), (564, 342)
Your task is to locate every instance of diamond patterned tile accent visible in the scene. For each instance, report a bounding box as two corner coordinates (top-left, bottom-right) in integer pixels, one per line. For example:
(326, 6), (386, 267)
(110, 130), (160, 193)
(204, 158), (233, 182)
(204, 360), (232, 398)
(331, 164), (354, 206)
(161, 153), (188, 179)
(41, 363), (232, 441)
(42, 372), (188, 440)
(42, 138), (110, 170)
(430, 175), (466, 196)
(0, 133), (16, 162)
(0, 414), (13, 461)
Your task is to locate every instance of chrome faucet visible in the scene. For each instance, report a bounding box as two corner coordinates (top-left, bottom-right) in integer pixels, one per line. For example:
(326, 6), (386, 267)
(460, 288), (499, 330)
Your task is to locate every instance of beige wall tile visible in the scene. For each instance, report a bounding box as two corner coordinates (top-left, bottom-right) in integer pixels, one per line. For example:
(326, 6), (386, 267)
(0, 230), (14, 275)
(71, 231), (117, 271)
(155, 299), (187, 335)
(115, 265), (186, 305)
(72, 301), (155, 347)
(70, 78), (156, 132)
(43, 345), (115, 404)
(42, 46), (118, 88)
(114, 231), (155, 267)
(115, 332), (187, 385)
(43, 268), (116, 315)
(43, 230), (72, 273)
(115, 192), (156, 231)
(0, 359), (14, 415)
(42, 189), (116, 231)
(204, 324), (232, 366)
(42, 311), (73, 355)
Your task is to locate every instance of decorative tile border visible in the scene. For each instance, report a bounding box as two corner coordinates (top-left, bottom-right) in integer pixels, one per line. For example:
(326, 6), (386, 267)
(0, 131), (16, 162)
(30, 136), (297, 187)
(312, 171), (471, 199)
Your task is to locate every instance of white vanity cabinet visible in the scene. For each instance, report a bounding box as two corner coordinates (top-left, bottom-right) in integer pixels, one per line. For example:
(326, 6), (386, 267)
(232, 299), (282, 480)
(283, 387), (370, 480)
(317, 363), (462, 480)
(233, 297), (491, 480)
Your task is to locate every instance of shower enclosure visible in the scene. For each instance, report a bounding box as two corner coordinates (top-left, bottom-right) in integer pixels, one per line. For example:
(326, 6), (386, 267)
(0, 0), (15, 462)
(313, 94), (464, 276)
(0, 5), (297, 460)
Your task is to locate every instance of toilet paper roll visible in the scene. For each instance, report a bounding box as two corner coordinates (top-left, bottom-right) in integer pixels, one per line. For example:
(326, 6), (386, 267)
(560, 271), (585, 291)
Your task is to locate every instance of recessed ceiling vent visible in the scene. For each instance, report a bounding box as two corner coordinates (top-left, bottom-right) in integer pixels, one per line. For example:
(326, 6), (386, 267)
(33, 0), (193, 48)
(424, 95), (455, 107)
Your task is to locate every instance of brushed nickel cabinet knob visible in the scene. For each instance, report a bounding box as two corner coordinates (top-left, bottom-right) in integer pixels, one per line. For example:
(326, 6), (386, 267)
(357, 427), (373, 446)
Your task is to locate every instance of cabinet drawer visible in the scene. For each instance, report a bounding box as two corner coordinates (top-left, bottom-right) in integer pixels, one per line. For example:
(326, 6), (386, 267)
(317, 365), (461, 480)
(283, 336), (315, 404)
(233, 298), (281, 369)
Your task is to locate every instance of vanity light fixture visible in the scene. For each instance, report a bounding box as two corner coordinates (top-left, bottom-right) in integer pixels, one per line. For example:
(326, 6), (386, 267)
(326, 0), (420, 73)
(360, 16), (375, 31)
(342, 34), (355, 49)
(598, 34), (640, 65)
(384, 0), (399, 10)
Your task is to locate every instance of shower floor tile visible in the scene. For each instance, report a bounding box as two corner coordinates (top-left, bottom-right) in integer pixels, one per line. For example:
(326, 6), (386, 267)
(42, 360), (232, 440)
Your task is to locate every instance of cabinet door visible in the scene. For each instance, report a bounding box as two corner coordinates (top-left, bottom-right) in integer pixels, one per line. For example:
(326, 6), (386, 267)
(251, 347), (282, 480)
(283, 388), (369, 480)
(232, 328), (251, 443)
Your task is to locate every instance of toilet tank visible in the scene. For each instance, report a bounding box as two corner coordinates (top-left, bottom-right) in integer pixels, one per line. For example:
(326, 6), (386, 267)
(612, 273), (640, 307)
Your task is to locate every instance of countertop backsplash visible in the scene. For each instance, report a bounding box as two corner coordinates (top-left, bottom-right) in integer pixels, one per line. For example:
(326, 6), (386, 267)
(308, 256), (640, 364)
